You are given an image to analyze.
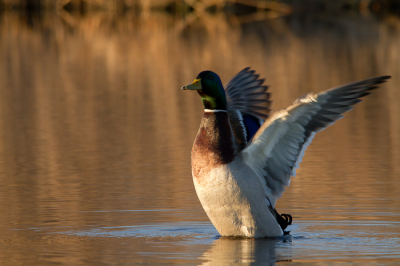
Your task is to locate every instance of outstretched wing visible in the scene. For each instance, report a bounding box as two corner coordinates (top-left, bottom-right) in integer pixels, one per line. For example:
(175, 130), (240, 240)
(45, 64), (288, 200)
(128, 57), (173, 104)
(225, 67), (271, 150)
(240, 76), (391, 207)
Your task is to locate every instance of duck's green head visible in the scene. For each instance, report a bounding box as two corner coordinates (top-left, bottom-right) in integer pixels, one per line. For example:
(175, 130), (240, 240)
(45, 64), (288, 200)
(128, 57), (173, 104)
(181, 71), (227, 110)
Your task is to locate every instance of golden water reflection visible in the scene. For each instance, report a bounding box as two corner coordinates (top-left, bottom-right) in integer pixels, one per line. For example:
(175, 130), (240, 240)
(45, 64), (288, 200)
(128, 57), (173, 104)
(0, 11), (399, 265)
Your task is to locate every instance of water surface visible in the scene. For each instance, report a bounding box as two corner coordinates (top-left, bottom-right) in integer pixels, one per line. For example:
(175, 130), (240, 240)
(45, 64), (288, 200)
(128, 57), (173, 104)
(0, 11), (399, 265)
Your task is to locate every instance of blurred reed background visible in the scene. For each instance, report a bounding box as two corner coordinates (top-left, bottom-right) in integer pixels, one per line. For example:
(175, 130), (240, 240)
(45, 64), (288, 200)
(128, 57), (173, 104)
(0, 0), (399, 15)
(0, 0), (399, 264)
(0, 0), (399, 225)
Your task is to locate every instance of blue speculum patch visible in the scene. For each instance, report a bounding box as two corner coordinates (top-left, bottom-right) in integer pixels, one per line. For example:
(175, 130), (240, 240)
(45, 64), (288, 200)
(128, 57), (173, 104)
(243, 115), (261, 141)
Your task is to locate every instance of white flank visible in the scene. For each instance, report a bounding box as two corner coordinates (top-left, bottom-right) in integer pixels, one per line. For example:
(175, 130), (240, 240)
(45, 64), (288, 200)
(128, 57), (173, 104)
(193, 161), (284, 238)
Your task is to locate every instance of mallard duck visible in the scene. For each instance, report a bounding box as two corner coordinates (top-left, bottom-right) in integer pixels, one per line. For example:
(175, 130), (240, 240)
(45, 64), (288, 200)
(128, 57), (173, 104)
(182, 68), (390, 238)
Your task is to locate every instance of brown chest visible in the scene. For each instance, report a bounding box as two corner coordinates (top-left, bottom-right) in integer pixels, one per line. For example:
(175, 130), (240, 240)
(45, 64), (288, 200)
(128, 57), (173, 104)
(191, 111), (235, 183)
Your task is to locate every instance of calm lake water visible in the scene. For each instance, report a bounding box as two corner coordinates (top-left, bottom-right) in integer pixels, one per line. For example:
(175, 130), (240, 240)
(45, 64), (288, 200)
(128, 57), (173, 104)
(0, 10), (400, 265)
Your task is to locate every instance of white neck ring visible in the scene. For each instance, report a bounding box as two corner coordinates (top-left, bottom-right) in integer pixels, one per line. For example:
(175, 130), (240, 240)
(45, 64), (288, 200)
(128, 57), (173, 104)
(204, 109), (227, 113)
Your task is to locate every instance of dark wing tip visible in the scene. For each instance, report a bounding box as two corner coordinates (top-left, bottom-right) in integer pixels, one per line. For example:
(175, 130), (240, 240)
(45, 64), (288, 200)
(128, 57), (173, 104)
(326, 75), (391, 94)
(372, 75), (391, 84)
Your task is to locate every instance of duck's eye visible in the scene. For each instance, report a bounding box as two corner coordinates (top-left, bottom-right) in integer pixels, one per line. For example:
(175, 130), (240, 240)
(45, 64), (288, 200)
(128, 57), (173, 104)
(209, 76), (214, 80)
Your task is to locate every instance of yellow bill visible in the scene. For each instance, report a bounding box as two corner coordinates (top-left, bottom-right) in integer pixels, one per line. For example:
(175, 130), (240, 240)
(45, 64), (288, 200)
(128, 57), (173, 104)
(181, 78), (202, 90)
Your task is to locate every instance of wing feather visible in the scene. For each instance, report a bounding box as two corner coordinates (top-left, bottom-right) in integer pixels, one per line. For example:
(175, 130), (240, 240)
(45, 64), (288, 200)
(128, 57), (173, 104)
(225, 68), (272, 150)
(240, 75), (391, 206)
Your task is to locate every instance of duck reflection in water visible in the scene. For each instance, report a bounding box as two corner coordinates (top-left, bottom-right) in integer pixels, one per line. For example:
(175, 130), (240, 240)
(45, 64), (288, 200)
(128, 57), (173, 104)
(199, 235), (292, 265)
